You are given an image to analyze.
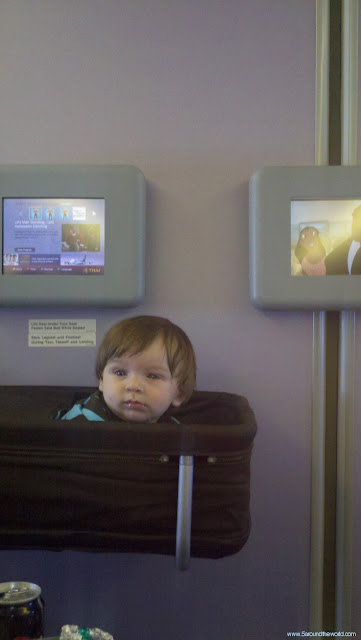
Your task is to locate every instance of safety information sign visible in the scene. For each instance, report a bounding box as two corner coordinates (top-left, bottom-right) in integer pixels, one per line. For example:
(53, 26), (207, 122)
(28, 319), (96, 347)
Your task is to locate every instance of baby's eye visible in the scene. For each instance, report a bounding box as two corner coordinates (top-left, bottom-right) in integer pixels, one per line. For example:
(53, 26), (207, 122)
(114, 369), (126, 376)
(147, 373), (160, 379)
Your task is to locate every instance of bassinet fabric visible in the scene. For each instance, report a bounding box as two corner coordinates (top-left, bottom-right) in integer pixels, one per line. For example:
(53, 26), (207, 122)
(0, 386), (257, 559)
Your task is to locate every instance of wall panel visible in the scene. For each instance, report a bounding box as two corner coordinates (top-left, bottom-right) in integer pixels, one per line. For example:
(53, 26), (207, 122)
(0, 2), (316, 638)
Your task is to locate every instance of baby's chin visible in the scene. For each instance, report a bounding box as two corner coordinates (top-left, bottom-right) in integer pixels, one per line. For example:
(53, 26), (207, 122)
(122, 414), (154, 423)
(115, 406), (155, 423)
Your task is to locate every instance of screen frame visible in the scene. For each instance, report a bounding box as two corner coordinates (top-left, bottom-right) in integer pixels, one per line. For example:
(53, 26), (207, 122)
(249, 165), (361, 310)
(0, 165), (145, 306)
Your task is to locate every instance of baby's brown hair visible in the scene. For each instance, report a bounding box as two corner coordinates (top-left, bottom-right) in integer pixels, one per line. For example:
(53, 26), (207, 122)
(96, 315), (196, 402)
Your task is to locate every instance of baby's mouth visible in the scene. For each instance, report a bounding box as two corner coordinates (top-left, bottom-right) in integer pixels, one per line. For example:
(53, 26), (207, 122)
(124, 399), (145, 409)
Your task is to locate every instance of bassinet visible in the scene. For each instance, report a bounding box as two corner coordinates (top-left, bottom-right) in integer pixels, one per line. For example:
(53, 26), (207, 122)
(0, 386), (257, 569)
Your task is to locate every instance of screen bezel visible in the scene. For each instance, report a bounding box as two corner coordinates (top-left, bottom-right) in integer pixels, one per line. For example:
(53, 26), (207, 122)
(0, 165), (145, 306)
(249, 165), (361, 310)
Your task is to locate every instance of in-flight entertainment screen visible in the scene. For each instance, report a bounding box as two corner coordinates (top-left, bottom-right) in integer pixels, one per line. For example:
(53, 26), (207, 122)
(290, 199), (361, 276)
(3, 197), (105, 275)
(249, 165), (361, 309)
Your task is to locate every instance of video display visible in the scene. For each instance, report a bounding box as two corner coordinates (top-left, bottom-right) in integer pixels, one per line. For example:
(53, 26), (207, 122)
(291, 199), (361, 276)
(3, 198), (105, 275)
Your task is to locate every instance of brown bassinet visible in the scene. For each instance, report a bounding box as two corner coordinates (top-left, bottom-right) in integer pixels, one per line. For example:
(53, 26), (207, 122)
(0, 386), (257, 569)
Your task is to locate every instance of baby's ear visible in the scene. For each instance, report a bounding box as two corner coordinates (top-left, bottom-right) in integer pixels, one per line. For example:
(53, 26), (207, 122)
(98, 378), (103, 391)
(171, 388), (185, 407)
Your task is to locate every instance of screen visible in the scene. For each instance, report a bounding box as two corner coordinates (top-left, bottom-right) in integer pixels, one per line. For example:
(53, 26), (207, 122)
(250, 166), (361, 310)
(3, 197), (105, 275)
(291, 199), (361, 276)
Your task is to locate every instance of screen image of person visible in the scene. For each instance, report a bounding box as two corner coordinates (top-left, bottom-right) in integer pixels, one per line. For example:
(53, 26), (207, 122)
(324, 204), (361, 274)
(294, 226), (327, 276)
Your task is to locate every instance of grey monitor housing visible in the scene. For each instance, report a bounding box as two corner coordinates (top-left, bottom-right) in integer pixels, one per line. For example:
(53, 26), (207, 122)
(0, 165), (145, 306)
(249, 165), (361, 310)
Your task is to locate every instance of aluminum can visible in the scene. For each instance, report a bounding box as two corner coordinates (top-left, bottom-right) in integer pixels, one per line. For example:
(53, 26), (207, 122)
(0, 582), (44, 640)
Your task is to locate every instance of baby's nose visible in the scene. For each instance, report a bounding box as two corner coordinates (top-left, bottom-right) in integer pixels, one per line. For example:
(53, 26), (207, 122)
(126, 374), (142, 391)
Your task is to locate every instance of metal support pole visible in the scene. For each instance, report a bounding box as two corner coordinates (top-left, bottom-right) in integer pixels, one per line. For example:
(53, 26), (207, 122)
(175, 455), (194, 570)
(336, 1), (358, 628)
(309, 0), (329, 630)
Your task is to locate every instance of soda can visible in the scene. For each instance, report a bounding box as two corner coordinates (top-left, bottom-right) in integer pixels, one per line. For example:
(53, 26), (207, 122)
(0, 582), (44, 640)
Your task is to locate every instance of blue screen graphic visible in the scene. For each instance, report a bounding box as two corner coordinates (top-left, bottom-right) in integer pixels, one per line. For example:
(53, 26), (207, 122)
(3, 197), (105, 275)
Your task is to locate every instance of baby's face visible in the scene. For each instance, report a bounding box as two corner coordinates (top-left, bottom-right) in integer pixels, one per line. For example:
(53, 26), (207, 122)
(99, 337), (183, 422)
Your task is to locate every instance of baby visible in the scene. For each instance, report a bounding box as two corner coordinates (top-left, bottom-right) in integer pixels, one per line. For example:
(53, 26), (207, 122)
(59, 315), (196, 423)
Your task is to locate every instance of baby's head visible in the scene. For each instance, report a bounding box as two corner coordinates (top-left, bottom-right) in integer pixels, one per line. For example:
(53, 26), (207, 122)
(96, 315), (196, 422)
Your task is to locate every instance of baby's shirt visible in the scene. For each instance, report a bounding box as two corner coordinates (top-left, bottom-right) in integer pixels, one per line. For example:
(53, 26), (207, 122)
(56, 391), (114, 422)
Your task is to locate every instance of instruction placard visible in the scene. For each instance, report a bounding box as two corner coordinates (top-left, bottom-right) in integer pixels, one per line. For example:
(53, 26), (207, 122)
(29, 319), (96, 347)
